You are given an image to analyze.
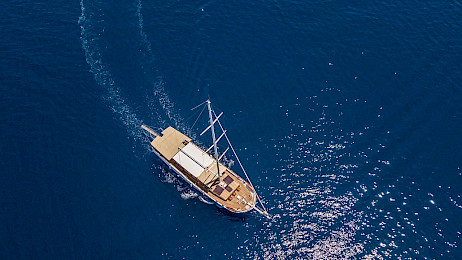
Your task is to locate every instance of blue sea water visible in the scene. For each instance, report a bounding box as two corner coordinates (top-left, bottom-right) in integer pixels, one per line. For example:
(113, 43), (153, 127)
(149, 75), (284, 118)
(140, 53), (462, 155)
(1, 0), (462, 258)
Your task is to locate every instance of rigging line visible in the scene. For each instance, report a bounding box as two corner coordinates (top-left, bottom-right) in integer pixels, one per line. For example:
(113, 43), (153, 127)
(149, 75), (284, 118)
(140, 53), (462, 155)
(191, 104), (206, 130)
(184, 103), (204, 123)
(183, 109), (200, 125)
(252, 204), (271, 219)
(212, 111), (269, 213)
(190, 100), (208, 111)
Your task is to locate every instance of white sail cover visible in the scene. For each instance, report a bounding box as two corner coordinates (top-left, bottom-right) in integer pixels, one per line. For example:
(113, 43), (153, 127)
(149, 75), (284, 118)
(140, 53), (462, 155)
(172, 143), (215, 178)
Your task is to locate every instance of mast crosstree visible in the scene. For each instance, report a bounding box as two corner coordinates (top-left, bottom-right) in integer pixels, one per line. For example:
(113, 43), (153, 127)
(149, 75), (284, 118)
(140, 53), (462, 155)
(198, 100), (270, 219)
(206, 100), (221, 177)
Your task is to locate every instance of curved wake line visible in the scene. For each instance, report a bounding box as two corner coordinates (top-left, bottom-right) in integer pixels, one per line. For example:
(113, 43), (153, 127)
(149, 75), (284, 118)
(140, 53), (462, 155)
(136, 0), (189, 134)
(79, 0), (144, 140)
(79, 0), (193, 142)
(134, 0), (202, 196)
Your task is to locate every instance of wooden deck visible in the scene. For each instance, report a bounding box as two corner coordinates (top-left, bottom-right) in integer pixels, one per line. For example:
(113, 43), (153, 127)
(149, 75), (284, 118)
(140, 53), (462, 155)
(150, 126), (257, 212)
(205, 168), (256, 212)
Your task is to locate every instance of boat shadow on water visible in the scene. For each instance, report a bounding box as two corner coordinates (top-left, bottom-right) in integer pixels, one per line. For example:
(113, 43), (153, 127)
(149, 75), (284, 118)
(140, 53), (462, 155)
(198, 194), (248, 222)
(216, 207), (248, 222)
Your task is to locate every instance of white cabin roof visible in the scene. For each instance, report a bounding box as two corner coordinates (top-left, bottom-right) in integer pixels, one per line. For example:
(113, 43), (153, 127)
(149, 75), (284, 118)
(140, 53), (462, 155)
(172, 143), (215, 178)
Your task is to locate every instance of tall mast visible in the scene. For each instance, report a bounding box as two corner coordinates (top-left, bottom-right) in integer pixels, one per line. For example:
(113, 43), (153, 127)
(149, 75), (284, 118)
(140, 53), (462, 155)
(206, 100), (221, 177)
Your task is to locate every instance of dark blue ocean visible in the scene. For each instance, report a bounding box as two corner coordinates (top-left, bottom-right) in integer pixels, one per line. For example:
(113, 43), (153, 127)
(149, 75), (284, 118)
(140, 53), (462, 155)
(1, 0), (462, 259)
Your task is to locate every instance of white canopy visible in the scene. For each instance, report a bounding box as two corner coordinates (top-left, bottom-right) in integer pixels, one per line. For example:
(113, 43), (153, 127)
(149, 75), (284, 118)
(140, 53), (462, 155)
(172, 143), (215, 178)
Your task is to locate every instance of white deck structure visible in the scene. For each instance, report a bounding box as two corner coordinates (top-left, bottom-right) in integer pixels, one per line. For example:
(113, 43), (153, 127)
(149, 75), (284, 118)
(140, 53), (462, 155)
(172, 143), (215, 178)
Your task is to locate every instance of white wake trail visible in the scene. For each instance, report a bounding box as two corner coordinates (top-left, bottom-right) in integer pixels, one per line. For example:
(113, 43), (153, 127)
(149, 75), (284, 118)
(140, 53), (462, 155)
(79, 0), (144, 140)
(79, 0), (199, 199)
(136, 0), (188, 133)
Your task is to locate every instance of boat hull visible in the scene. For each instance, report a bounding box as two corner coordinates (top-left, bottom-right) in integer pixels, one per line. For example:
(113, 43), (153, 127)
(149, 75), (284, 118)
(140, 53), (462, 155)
(151, 148), (250, 215)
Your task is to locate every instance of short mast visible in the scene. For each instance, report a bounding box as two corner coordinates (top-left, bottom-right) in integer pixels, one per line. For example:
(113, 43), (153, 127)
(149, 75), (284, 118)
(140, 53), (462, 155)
(207, 100), (221, 176)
